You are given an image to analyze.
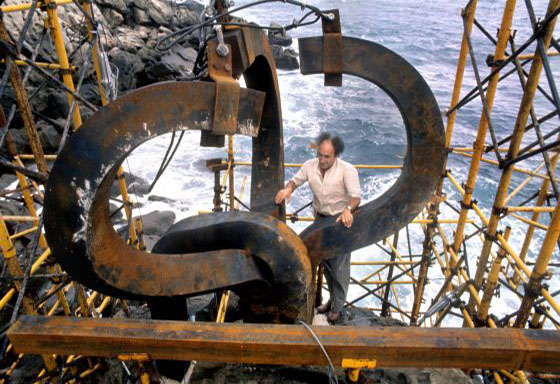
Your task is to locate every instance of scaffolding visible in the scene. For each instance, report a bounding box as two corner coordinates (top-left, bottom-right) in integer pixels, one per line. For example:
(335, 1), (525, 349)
(0, 0), (559, 382)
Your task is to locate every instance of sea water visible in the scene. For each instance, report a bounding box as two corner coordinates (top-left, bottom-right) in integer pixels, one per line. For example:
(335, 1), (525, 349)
(125, 0), (560, 326)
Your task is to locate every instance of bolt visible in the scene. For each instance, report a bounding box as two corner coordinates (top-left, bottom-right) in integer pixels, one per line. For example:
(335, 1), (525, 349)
(224, 63), (231, 72)
(216, 43), (230, 57)
(213, 63), (221, 69)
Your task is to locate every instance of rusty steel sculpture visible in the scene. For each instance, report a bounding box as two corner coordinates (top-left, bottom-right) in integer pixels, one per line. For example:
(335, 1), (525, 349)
(43, 11), (445, 324)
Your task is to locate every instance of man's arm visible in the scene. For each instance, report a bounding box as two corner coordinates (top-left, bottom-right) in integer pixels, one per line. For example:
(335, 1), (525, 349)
(275, 162), (308, 205)
(337, 163), (361, 228)
(337, 196), (361, 228)
(275, 180), (297, 204)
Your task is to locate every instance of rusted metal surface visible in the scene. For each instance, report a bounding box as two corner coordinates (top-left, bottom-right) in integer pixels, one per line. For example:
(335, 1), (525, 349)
(9, 315), (560, 372)
(223, 27), (285, 219)
(207, 40), (240, 136)
(298, 36), (446, 266)
(44, 29), (313, 322)
(44, 81), (266, 298)
(44, 27), (444, 323)
(321, 9), (343, 86)
(152, 212), (313, 323)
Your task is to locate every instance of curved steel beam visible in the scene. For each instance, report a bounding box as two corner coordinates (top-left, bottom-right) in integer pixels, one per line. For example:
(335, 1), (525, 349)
(44, 81), (269, 299)
(297, 36), (446, 265)
(152, 212), (313, 322)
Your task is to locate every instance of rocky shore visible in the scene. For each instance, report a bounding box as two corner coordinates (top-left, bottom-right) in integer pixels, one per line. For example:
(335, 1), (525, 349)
(1, 0), (299, 156)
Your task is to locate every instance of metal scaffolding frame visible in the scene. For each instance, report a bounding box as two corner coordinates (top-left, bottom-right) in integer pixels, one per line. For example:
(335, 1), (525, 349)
(0, 0), (559, 382)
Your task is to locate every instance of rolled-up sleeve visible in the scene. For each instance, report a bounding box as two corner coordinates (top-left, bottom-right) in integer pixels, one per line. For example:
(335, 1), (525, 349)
(291, 163), (309, 188)
(344, 165), (361, 198)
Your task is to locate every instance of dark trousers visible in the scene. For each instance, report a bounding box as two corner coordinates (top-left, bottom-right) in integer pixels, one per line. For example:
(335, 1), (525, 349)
(315, 214), (351, 313)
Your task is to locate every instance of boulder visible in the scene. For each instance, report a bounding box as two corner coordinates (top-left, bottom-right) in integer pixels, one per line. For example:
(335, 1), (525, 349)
(79, 82), (103, 106)
(99, 6), (125, 28)
(160, 48), (195, 74)
(270, 45), (299, 70)
(174, 7), (199, 28)
(181, 0), (204, 14)
(133, 6), (152, 25)
(135, 210), (176, 237)
(268, 22), (292, 47)
(148, 194), (174, 203)
(136, 47), (159, 64)
(95, 0), (128, 14)
(131, 0), (148, 11)
(46, 90), (70, 119)
(37, 120), (63, 153)
(115, 26), (146, 53)
(108, 47), (145, 91)
(146, 0), (174, 28)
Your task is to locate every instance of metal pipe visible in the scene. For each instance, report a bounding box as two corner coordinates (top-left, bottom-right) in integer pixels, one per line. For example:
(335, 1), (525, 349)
(470, 0), (560, 315)
(452, 0), (517, 255)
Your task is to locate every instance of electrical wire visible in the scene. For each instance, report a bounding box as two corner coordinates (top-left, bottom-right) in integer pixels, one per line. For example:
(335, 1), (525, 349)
(298, 320), (339, 384)
(156, 0), (331, 52)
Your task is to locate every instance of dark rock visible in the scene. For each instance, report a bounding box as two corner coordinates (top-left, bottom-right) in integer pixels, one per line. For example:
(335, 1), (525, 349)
(145, 0), (174, 28)
(99, 6), (125, 28)
(131, 0), (148, 10)
(108, 48), (145, 91)
(133, 6), (152, 25)
(79, 82), (103, 106)
(0, 200), (24, 217)
(182, 0), (204, 14)
(96, 0), (128, 14)
(340, 306), (406, 326)
(135, 210), (175, 236)
(268, 22), (293, 47)
(141, 61), (183, 85)
(136, 47), (160, 64)
(114, 303), (151, 319)
(270, 45), (299, 70)
(148, 194), (174, 203)
(0, 173), (18, 189)
(111, 171), (150, 196)
(160, 48), (195, 74)
(360, 368), (474, 384)
(9, 128), (32, 154)
(46, 90), (70, 120)
(174, 7), (199, 28)
(37, 120), (63, 153)
(115, 27), (146, 53)
(6, 355), (43, 383)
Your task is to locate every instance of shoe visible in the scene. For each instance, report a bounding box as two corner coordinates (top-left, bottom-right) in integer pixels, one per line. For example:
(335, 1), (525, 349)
(327, 311), (341, 323)
(316, 300), (331, 314)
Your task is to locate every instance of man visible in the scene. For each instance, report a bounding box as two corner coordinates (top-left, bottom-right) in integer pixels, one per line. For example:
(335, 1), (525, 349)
(275, 132), (361, 322)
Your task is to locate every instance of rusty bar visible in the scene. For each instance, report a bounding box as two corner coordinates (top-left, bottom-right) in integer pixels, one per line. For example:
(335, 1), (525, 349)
(8, 316), (560, 372)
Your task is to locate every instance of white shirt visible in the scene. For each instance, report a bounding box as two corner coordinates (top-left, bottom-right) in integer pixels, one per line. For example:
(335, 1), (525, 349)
(291, 158), (361, 216)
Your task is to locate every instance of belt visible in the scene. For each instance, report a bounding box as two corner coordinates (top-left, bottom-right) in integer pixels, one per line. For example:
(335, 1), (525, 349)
(316, 212), (331, 218)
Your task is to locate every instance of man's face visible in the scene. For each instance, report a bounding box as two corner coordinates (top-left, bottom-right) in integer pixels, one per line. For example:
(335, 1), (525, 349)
(317, 140), (336, 171)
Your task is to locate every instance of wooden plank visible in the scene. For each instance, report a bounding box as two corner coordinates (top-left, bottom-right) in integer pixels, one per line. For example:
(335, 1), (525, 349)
(8, 315), (560, 372)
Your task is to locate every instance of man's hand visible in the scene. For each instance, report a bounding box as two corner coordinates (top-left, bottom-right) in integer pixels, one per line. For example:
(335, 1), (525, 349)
(275, 188), (292, 204)
(336, 208), (353, 228)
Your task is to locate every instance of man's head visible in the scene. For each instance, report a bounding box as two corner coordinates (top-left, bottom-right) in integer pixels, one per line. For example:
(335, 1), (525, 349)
(316, 132), (344, 171)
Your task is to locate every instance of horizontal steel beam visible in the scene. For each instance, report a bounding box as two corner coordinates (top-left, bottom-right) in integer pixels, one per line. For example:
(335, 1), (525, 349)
(8, 316), (560, 372)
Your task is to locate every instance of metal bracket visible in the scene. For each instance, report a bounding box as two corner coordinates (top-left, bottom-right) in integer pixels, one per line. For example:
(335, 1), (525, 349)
(321, 9), (342, 87)
(202, 39), (241, 148)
